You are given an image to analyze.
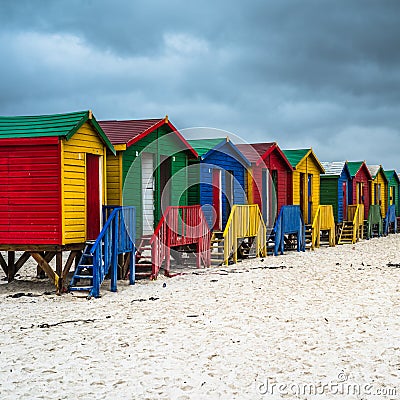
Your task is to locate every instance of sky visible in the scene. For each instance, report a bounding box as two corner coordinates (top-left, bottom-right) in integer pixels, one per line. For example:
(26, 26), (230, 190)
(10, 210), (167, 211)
(1, 0), (400, 169)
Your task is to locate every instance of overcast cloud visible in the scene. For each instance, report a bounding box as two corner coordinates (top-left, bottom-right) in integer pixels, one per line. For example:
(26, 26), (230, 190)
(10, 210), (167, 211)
(1, 0), (399, 169)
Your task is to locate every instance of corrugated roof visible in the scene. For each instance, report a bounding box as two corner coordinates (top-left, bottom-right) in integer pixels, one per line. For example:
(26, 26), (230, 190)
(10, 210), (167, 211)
(187, 138), (227, 157)
(0, 110), (115, 154)
(99, 118), (163, 145)
(368, 164), (383, 179)
(0, 110), (88, 139)
(236, 142), (275, 163)
(321, 161), (346, 176)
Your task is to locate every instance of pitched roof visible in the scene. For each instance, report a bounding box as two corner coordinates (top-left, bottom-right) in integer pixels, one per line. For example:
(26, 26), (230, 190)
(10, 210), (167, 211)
(347, 161), (364, 177)
(236, 142), (293, 170)
(188, 137), (251, 166)
(367, 164), (382, 179)
(0, 110), (115, 153)
(282, 148), (325, 172)
(236, 142), (276, 163)
(321, 161), (346, 176)
(99, 116), (197, 157)
(384, 169), (400, 184)
(188, 138), (228, 157)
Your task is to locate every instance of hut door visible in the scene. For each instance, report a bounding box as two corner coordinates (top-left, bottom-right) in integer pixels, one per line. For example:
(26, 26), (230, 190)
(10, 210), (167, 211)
(356, 182), (363, 204)
(342, 181), (347, 221)
(262, 169), (269, 225)
(307, 174), (313, 224)
(300, 173), (305, 221)
(224, 170), (234, 224)
(159, 155), (171, 215)
(212, 169), (222, 231)
(374, 183), (381, 205)
(390, 186), (394, 205)
(142, 153), (155, 235)
(86, 154), (101, 241)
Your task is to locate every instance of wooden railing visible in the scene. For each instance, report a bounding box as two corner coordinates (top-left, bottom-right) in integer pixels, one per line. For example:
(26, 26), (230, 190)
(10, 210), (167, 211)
(347, 204), (364, 242)
(311, 205), (335, 249)
(150, 205), (211, 279)
(222, 204), (266, 265)
(90, 206), (136, 298)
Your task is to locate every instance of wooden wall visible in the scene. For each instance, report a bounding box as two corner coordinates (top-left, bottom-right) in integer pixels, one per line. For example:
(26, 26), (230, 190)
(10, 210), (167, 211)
(292, 156), (321, 224)
(62, 122), (106, 244)
(0, 137), (61, 244)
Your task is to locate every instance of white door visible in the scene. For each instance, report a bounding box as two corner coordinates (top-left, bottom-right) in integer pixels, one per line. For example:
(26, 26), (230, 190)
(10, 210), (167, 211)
(142, 153), (154, 235)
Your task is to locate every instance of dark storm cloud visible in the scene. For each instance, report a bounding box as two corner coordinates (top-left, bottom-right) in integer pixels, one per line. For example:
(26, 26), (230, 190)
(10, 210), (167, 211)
(0, 0), (400, 168)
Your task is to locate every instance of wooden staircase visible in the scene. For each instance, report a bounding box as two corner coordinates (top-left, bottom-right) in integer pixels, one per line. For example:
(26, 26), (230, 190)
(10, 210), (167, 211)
(210, 231), (225, 266)
(337, 222), (354, 244)
(305, 224), (313, 249)
(135, 235), (153, 279)
(69, 206), (136, 298)
(69, 241), (96, 293)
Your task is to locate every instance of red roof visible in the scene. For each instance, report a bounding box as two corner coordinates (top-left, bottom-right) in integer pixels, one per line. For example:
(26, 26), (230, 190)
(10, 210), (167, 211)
(99, 117), (197, 157)
(236, 142), (293, 170)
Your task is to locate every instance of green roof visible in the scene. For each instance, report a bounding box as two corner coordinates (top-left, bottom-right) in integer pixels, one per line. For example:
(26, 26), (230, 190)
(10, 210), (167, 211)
(282, 149), (310, 168)
(187, 138), (227, 157)
(384, 170), (400, 184)
(0, 110), (115, 154)
(346, 161), (363, 177)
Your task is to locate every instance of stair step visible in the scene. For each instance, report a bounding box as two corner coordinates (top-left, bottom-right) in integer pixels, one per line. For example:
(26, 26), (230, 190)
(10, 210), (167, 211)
(73, 274), (93, 279)
(69, 286), (93, 292)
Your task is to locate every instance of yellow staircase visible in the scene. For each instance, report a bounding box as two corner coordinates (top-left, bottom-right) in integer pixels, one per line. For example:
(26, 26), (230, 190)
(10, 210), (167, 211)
(338, 204), (364, 245)
(210, 231), (225, 266)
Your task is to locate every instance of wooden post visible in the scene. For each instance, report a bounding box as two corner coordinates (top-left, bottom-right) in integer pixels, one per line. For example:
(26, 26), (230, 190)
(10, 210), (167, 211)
(7, 251), (15, 282)
(30, 252), (60, 291)
(56, 252), (63, 292)
(0, 252), (8, 276)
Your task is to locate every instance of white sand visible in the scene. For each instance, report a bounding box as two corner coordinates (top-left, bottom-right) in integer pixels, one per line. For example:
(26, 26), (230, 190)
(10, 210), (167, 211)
(1, 235), (400, 399)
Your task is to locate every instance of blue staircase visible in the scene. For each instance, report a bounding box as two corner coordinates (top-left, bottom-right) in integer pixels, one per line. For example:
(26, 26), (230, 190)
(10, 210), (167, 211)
(69, 206), (136, 298)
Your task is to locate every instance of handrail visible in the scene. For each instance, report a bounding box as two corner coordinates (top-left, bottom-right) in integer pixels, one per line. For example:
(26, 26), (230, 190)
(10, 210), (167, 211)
(222, 204), (266, 265)
(150, 205), (211, 279)
(89, 206), (136, 298)
(311, 205), (335, 249)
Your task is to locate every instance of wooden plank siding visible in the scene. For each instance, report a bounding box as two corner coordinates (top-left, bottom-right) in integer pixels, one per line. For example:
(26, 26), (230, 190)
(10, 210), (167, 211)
(292, 157), (321, 224)
(370, 169), (388, 217)
(0, 141), (62, 244)
(348, 164), (371, 219)
(62, 122), (106, 244)
(120, 126), (192, 237)
(190, 145), (247, 230)
(320, 177), (339, 221)
(105, 149), (122, 206)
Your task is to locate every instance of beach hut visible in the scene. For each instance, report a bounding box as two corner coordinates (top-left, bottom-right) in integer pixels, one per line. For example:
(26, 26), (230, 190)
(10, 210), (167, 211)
(282, 149), (325, 224)
(99, 117), (211, 279)
(99, 116), (198, 236)
(347, 161), (372, 219)
(187, 137), (250, 231)
(0, 110), (118, 291)
(384, 170), (400, 216)
(236, 142), (293, 227)
(367, 164), (388, 217)
(320, 161), (352, 223)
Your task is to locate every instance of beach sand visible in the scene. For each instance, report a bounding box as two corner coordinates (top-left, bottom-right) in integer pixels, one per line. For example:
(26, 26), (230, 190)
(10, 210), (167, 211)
(1, 235), (400, 399)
